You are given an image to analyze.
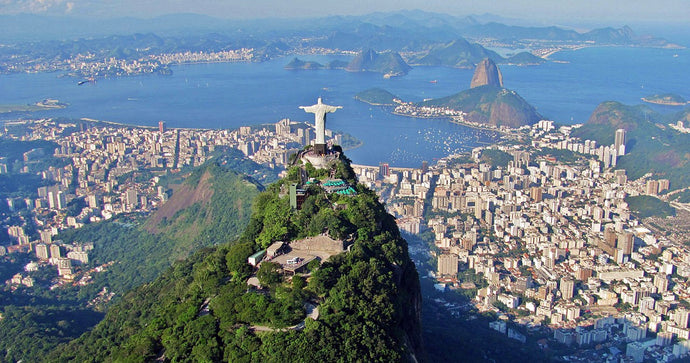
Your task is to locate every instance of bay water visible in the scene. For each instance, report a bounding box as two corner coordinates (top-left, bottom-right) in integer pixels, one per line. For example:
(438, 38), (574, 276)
(0, 46), (687, 167)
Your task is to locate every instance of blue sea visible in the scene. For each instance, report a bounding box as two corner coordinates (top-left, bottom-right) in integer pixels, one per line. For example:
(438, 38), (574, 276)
(1, 46), (688, 167)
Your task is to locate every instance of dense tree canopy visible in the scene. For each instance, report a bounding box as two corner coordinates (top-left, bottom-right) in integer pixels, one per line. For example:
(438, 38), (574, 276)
(48, 153), (422, 362)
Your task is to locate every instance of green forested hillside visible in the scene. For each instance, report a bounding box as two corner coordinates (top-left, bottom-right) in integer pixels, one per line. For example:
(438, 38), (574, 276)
(419, 85), (541, 127)
(572, 101), (690, 189)
(59, 159), (263, 295)
(625, 195), (676, 219)
(0, 157), (265, 362)
(408, 38), (502, 68)
(49, 153), (422, 362)
(354, 87), (399, 106)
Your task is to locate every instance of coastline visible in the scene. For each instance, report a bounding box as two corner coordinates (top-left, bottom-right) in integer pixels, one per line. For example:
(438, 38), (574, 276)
(355, 98), (395, 107)
(391, 111), (511, 134)
(540, 45), (590, 59)
(0, 102), (67, 114)
(447, 116), (512, 135)
(541, 43), (686, 60)
(78, 118), (366, 150)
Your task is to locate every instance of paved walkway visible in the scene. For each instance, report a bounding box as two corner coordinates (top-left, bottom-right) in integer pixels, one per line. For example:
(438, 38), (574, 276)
(250, 303), (319, 332)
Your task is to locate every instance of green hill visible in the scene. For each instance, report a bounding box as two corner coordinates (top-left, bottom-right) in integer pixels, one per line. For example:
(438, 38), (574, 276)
(419, 85), (542, 127)
(673, 107), (690, 126)
(625, 195), (676, 219)
(408, 38), (502, 68)
(505, 52), (546, 65)
(408, 39), (544, 68)
(48, 151), (423, 362)
(346, 48), (411, 76)
(67, 156), (265, 293)
(572, 101), (654, 145)
(572, 101), (690, 188)
(0, 154), (270, 362)
(354, 87), (400, 106)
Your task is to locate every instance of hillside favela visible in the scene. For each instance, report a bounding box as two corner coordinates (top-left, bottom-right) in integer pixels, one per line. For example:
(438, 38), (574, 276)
(1, 1), (689, 362)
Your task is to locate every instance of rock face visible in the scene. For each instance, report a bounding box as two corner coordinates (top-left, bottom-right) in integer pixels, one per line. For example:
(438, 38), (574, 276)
(470, 58), (503, 89)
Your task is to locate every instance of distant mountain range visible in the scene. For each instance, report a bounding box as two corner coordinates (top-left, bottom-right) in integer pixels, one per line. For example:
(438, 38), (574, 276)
(0, 11), (682, 80)
(286, 38), (544, 77)
(0, 10), (682, 50)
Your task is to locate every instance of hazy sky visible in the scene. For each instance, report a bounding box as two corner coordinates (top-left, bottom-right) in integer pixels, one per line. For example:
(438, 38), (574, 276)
(1, 0), (689, 24)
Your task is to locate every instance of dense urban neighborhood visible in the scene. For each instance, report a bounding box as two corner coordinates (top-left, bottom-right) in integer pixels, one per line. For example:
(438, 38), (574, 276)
(2, 114), (690, 361)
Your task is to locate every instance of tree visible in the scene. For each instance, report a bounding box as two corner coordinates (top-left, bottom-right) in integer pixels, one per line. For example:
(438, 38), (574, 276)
(257, 262), (282, 287)
(306, 259), (320, 273)
(225, 243), (254, 280)
(493, 300), (509, 312)
(292, 275), (306, 291)
(256, 197), (293, 248)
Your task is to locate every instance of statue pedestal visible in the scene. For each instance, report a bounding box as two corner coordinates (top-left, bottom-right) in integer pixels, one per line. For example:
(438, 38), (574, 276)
(314, 143), (327, 156)
(301, 149), (338, 169)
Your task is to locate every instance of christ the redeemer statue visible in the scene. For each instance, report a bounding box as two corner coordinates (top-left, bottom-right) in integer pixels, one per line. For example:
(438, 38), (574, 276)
(300, 97), (342, 155)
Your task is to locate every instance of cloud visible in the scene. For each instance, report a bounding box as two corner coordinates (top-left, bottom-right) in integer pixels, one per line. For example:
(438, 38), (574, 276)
(0, 0), (74, 14)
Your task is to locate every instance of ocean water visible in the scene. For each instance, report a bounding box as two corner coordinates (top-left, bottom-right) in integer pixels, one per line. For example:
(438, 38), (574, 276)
(502, 47), (689, 123)
(1, 46), (688, 167)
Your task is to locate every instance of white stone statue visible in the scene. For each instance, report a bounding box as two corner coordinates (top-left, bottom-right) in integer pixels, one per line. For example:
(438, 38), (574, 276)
(299, 97), (342, 150)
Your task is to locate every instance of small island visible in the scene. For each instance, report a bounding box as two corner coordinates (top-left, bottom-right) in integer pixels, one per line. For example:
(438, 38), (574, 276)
(642, 93), (687, 106)
(284, 57), (349, 70)
(0, 99), (68, 114)
(284, 57), (324, 70)
(354, 88), (400, 106)
(35, 99), (68, 109)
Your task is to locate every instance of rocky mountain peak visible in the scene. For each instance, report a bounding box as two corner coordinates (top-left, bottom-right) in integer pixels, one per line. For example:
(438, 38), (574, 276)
(470, 58), (503, 88)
